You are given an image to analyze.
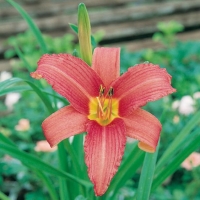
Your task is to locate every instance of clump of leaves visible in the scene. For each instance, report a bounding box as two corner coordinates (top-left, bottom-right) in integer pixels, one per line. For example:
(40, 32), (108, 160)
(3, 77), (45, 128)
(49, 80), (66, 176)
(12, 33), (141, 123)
(153, 21), (184, 47)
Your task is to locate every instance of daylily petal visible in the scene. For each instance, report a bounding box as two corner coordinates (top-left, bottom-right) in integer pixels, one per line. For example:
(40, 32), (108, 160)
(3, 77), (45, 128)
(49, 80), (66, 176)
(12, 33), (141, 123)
(42, 105), (87, 147)
(123, 108), (161, 153)
(92, 47), (120, 88)
(111, 63), (176, 116)
(84, 118), (126, 196)
(31, 54), (103, 114)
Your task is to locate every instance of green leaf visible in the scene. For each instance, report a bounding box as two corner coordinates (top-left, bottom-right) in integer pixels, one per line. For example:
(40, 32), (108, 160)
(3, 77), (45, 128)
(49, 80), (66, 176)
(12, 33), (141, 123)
(0, 192), (10, 200)
(0, 77), (23, 92)
(63, 139), (82, 177)
(0, 133), (16, 146)
(69, 23), (78, 34)
(0, 133), (58, 199)
(63, 139), (86, 198)
(0, 77), (54, 114)
(0, 142), (92, 187)
(0, 85), (31, 96)
(33, 169), (58, 200)
(106, 143), (145, 197)
(156, 110), (200, 173)
(25, 80), (55, 114)
(152, 131), (200, 191)
(6, 0), (48, 53)
(13, 42), (33, 72)
(57, 142), (70, 200)
(136, 141), (160, 200)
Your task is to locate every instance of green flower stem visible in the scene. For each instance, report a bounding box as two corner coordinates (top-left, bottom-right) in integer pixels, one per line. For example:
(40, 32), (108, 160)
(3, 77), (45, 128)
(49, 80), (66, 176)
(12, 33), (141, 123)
(63, 139), (82, 177)
(72, 134), (85, 173)
(106, 142), (145, 197)
(0, 192), (10, 200)
(57, 142), (70, 200)
(136, 140), (160, 200)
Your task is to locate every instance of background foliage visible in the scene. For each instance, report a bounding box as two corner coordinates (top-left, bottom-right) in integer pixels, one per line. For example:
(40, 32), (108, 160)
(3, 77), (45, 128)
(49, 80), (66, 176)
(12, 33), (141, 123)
(0, 1), (200, 200)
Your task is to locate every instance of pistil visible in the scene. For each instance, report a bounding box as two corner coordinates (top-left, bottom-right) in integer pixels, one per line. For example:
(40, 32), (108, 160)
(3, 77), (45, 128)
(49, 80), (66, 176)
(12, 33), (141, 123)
(88, 86), (118, 126)
(96, 86), (114, 121)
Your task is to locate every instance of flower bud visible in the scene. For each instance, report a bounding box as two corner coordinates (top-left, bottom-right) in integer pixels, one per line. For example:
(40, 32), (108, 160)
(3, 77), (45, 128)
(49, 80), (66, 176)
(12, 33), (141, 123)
(78, 3), (92, 66)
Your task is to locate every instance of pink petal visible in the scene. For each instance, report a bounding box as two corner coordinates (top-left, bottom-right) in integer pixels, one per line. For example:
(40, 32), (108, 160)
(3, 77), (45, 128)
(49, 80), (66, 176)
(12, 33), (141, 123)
(92, 47), (120, 88)
(181, 152), (200, 170)
(123, 108), (162, 153)
(111, 63), (176, 116)
(42, 106), (87, 147)
(31, 54), (103, 114)
(84, 118), (126, 196)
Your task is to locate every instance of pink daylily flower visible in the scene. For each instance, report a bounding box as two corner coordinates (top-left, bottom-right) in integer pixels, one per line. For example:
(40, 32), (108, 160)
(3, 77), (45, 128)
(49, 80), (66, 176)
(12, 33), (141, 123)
(31, 47), (175, 196)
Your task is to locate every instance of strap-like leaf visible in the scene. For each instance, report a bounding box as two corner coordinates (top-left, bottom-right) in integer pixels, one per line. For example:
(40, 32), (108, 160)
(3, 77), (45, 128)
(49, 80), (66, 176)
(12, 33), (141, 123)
(0, 141), (91, 187)
(7, 0), (48, 53)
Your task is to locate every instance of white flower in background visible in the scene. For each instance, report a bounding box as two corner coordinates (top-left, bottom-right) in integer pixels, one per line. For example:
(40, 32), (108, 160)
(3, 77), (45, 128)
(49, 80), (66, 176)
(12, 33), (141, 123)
(15, 119), (30, 131)
(5, 93), (21, 110)
(172, 100), (180, 110)
(193, 91), (200, 100)
(172, 95), (195, 116)
(0, 71), (12, 81)
(178, 96), (195, 115)
(0, 71), (21, 111)
(34, 140), (57, 152)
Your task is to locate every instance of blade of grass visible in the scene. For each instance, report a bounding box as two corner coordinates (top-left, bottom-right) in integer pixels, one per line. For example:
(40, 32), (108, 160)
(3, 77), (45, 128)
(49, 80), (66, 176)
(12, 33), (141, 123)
(156, 110), (200, 172)
(0, 192), (10, 200)
(34, 169), (58, 200)
(7, 0), (48, 53)
(0, 142), (91, 187)
(0, 85), (31, 95)
(0, 84), (67, 104)
(0, 133), (16, 146)
(25, 80), (55, 114)
(13, 42), (33, 72)
(152, 132), (200, 191)
(136, 140), (160, 200)
(0, 78), (23, 92)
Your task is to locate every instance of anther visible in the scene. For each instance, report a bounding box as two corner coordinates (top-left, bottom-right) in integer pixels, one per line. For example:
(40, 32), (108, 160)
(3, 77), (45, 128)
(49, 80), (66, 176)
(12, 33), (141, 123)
(99, 84), (105, 96)
(108, 87), (114, 97)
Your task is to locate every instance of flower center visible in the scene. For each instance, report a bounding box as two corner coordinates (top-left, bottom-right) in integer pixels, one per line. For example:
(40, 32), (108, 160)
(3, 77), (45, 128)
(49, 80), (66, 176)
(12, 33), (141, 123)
(88, 85), (119, 126)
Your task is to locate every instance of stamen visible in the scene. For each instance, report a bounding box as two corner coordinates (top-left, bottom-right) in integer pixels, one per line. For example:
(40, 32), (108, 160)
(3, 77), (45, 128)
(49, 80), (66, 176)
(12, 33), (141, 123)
(96, 97), (104, 115)
(108, 87), (114, 96)
(99, 84), (105, 97)
(103, 87), (114, 120)
(108, 97), (112, 119)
